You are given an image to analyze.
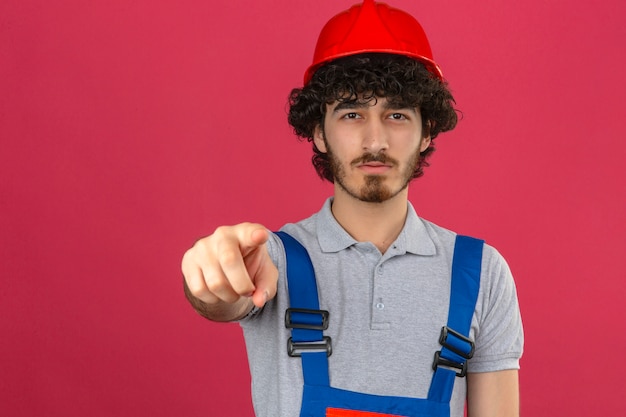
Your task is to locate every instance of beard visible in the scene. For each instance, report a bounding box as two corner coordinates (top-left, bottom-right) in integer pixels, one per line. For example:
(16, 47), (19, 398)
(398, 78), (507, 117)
(327, 144), (421, 203)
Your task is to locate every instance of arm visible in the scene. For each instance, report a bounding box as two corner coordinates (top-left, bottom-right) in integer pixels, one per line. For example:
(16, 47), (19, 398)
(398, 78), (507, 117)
(466, 245), (524, 416)
(467, 370), (520, 417)
(181, 223), (278, 322)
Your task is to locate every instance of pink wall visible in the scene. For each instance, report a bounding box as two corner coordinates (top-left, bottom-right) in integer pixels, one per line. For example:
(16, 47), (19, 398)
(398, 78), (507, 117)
(1, 0), (624, 415)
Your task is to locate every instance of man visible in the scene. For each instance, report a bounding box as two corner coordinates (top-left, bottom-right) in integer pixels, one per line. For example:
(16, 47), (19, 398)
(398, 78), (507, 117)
(182, 1), (523, 416)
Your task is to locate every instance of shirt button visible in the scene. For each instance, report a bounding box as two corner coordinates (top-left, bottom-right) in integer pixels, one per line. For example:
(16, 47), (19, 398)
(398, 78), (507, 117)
(376, 302), (385, 310)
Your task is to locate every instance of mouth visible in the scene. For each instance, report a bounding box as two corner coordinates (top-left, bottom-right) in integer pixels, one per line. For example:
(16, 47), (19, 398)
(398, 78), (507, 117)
(357, 161), (392, 174)
(353, 154), (395, 174)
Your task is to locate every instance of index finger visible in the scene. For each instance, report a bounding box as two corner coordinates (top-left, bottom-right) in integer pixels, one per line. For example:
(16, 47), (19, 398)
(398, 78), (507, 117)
(235, 223), (270, 256)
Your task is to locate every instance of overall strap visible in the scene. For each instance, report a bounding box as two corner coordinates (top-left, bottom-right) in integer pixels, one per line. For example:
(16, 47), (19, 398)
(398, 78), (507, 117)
(275, 231), (331, 386)
(428, 235), (484, 403)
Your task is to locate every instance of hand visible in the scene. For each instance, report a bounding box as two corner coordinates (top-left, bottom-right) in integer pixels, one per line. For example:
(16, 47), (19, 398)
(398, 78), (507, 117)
(182, 223), (278, 316)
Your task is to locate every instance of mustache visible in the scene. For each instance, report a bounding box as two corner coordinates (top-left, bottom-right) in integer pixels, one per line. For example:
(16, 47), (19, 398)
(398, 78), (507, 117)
(351, 153), (398, 166)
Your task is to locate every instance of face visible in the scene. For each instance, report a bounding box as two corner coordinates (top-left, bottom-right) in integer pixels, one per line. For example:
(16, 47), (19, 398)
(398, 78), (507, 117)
(314, 97), (431, 203)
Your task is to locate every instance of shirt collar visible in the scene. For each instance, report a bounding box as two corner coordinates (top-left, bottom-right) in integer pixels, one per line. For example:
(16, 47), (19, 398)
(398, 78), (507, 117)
(316, 197), (437, 256)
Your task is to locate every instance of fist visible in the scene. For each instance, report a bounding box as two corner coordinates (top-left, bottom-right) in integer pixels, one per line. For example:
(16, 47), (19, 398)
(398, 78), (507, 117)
(182, 223), (278, 311)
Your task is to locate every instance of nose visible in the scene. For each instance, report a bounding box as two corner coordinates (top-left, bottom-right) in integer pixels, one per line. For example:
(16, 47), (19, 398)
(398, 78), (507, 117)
(362, 119), (389, 153)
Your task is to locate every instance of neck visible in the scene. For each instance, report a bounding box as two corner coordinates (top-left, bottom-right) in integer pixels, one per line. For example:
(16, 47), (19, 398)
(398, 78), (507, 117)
(331, 186), (409, 254)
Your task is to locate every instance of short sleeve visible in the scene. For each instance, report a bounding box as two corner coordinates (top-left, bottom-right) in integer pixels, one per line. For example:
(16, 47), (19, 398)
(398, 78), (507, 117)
(468, 245), (524, 373)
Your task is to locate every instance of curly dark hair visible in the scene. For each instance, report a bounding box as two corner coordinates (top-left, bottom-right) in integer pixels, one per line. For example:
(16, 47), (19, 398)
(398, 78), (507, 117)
(288, 53), (458, 182)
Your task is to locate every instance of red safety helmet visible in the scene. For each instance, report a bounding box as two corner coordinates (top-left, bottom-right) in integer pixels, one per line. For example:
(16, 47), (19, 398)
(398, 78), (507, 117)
(303, 0), (443, 84)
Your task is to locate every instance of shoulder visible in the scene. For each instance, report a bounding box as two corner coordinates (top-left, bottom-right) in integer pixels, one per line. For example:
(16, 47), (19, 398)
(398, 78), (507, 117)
(267, 198), (336, 255)
(417, 218), (524, 371)
(418, 217), (510, 270)
(417, 217), (457, 245)
(267, 212), (319, 254)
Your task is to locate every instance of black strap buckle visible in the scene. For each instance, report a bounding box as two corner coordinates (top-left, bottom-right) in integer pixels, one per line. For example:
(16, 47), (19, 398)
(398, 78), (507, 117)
(287, 336), (332, 357)
(432, 326), (475, 378)
(285, 308), (329, 330)
(433, 351), (468, 377)
(439, 326), (475, 359)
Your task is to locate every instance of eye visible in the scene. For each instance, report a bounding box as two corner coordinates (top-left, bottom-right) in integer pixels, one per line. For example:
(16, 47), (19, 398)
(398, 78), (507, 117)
(342, 112), (360, 119)
(389, 113), (408, 120)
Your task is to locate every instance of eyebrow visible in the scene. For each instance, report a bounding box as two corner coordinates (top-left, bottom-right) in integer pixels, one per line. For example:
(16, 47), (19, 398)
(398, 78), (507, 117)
(331, 100), (416, 113)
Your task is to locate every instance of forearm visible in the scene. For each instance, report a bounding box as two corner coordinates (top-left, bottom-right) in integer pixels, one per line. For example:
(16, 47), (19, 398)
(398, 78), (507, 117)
(183, 276), (254, 322)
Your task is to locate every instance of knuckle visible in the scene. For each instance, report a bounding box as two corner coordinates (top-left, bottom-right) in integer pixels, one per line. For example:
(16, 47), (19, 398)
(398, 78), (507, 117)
(186, 279), (208, 299)
(205, 277), (228, 294)
(219, 248), (241, 269)
(205, 280), (239, 303)
(193, 240), (206, 253)
(212, 225), (231, 239)
(192, 239), (212, 259)
(181, 249), (193, 271)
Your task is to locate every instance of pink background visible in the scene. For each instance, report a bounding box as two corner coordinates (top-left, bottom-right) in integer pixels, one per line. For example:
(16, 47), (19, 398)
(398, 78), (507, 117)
(1, 0), (625, 415)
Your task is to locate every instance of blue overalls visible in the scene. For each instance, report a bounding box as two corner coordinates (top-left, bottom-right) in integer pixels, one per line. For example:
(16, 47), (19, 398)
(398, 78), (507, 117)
(275, 232), (483, 417)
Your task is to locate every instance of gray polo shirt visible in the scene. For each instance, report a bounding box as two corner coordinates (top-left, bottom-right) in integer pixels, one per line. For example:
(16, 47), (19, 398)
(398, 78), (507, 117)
(240, 198), (523, 417)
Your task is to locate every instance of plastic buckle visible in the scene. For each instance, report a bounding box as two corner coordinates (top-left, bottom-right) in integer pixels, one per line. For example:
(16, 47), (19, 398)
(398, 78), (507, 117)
(285, 308), (329, 330)
(287, 336), (333, 357)
(432, 351), (468, 377)
(439, 326), (475, 359)
(432, 326), (475, 378)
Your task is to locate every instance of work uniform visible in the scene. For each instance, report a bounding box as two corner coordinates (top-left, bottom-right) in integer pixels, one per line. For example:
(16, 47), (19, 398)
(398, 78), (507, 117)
(240, 198), (523, 417)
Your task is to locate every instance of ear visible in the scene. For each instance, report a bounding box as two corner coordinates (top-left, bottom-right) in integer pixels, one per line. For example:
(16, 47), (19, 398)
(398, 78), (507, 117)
(419, 135), (431, 153)
(313, 124), (327, 153)
(419, 120), (433, 152)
